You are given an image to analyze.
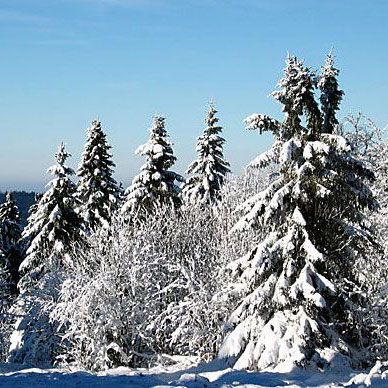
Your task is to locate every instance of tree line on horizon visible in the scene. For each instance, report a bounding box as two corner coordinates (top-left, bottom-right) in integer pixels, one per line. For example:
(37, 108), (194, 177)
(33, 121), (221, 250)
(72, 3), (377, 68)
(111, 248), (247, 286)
(1, 51), (388, 373)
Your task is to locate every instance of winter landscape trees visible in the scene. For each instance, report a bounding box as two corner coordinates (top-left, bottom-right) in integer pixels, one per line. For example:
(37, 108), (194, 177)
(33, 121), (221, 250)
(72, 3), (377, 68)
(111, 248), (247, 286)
(0, 52), (387, 384)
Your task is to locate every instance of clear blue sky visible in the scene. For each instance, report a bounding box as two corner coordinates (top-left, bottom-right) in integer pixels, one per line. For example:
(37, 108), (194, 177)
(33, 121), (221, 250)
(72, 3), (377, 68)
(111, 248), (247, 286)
(0, 0), (387, 191)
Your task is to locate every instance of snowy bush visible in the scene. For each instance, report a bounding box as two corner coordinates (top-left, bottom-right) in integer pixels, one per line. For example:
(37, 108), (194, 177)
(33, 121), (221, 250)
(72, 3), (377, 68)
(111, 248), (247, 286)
(354, 122), (388, 361)
(335, 113), (388, 361)
(52, 166), (270, 371)
(51, 221), (142, 370)
(8, 263), (66, 366)
(52, 208), (226, 370)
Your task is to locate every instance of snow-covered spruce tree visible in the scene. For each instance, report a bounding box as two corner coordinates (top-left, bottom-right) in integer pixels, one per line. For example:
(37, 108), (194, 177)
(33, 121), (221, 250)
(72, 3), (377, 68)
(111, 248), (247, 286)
(0, 192), (23, 294)
(182, 101), (231, 206)
(122, 116), (184, 217)
(19, 143), (83, 290)
(77, 119), (120, 231)
(218, 54), (377, 371)
(9, 143), (84, 366)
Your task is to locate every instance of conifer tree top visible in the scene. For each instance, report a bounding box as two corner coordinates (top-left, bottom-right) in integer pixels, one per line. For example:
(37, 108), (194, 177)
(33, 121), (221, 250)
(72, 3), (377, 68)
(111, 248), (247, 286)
(122, 115), (183, 216)
(136, 115), (177, 169)
(48, 142), (75, 178)
(270, 53), (322, 140)
(77, 119), (117, 178)
(182, 101), (230, 206)
(318, 50), (344, 134)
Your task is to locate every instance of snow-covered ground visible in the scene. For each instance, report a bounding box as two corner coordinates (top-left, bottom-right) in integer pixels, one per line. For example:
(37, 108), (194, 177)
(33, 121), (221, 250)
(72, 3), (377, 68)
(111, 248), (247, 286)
(0, 359), (387, 387)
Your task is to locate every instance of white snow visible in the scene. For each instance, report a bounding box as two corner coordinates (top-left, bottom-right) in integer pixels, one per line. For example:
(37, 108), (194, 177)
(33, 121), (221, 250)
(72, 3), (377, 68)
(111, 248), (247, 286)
(0, 359), (387, 387)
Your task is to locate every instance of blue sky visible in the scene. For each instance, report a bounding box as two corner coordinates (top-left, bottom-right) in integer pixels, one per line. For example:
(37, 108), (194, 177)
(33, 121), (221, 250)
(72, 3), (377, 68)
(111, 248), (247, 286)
(0, 0), (387, 191)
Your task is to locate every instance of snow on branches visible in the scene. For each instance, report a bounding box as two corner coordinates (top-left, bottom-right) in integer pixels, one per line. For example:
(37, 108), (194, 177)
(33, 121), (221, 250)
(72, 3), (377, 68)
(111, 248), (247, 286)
(122, 116), (184, 217)
(9, 143), (85, 366)
(77, 119), (120, 232)
(219, 52), (377, 371)
(182, 101), (231, 206)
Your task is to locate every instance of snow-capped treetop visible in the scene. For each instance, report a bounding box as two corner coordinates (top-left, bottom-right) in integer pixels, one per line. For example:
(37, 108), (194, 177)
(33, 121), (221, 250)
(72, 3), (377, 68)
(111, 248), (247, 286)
(220, 53), (377, 371)
(122, 116), (184, 217)
(48, 142), (75, 179)
(182, 101), (231, 206)
(318, 50), (344, 134)
(268, 54), (322, 140)
(19, 142), (83, 292)
(77, 119), (120, 232)
(137, 116), (177, 169)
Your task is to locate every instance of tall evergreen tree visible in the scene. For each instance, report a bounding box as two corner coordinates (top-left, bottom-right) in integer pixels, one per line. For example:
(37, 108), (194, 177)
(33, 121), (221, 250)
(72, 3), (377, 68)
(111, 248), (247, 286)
(10, 143), (84, 365)
(219, 54), (377, 370)
(318, 50), (344, 134)
(77, 119), (120, 231)
(122, 116), (184, 216)
(19, 142), (83, 291)
(182, 101), (231, 206)
(0, 192), (23, 294)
